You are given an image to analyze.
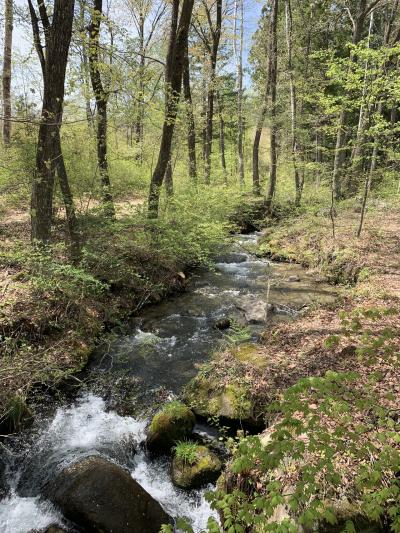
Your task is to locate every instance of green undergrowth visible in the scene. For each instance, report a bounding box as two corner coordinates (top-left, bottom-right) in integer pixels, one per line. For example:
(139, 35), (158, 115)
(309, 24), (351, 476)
(0, 188), (261, 425)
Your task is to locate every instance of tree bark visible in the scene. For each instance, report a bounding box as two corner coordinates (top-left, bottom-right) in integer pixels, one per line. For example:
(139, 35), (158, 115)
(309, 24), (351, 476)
(285, 0), (302, 206)
(2, 0), (13, 146)
(332, 0), (370, 200)
(165, 158), (174, 197)
(234, 0), (245, 187)
(266, 0), (279, 212)
(148, 0), (194, 217)
(28, 0), (76, 245)
(252, 6), (273, 196)
(88, 0), (115, 218)
(216, 91), (227, 183)
(203, 0), (222, 184)
(183, 42), (197, 183)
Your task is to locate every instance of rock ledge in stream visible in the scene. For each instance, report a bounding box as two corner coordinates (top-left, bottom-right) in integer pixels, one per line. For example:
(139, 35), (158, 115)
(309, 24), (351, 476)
(236, 295), (274, 324)
(45, 456), (171, 533)
(172, 445), (222, 489)
(146, 400), (196, 452)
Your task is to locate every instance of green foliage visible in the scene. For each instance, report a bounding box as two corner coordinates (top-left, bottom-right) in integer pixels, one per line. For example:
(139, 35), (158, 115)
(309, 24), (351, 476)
(173, 440), (199, 466)
(206, 308), (400, 532)
(0, 243), (106, 302)
(224, 320), (252, 345)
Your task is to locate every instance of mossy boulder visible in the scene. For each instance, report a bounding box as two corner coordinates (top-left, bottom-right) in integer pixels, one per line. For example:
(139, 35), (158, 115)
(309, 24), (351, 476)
(146, 400), (196, 452)
(171, 445), (222, 489)
(186, 380), (253, 423)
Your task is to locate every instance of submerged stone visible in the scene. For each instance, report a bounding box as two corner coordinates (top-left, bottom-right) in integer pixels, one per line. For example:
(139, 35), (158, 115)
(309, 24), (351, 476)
(146, 400), (196, 452)
(171, 445), (222, 489)
(45, 456), (171, 533)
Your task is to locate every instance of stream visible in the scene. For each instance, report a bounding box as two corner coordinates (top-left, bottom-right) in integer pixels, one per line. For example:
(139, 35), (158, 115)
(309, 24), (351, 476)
(0, 234), (336, 533)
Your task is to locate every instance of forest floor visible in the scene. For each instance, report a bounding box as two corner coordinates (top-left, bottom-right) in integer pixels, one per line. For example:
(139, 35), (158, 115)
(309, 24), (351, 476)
(200, 200), (400, 526)
(0, 199), (187, 432)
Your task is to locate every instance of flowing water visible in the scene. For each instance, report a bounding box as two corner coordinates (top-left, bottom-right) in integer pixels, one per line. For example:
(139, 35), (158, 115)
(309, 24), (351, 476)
(0, 234), (336, 533)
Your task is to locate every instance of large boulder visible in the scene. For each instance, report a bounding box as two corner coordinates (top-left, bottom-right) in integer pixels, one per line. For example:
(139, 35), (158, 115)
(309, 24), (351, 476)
(172, 445), (222, 489)
(146, 400), (196, 452)
(236, 295), (273, 324)
(45, 456), (171, 533)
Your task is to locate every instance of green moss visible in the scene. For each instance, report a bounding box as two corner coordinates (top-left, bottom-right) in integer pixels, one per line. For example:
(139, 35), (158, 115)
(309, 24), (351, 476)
(146, 401), (196, 451)
(172, 445), (222, 489)
(233, 343), (268, 369)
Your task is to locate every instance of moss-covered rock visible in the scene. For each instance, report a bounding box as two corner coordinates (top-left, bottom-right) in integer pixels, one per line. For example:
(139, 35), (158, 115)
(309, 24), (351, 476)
(185, 378), (254, 423)
(171, 445), (222, 489)
(146, 400), (196, 452)
(184, 344), (266, 426)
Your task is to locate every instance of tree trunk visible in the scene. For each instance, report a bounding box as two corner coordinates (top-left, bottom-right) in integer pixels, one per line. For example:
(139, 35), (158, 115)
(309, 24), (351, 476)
(148, 0), (194, 218)
(234, 0), (245, 187)
(332, 0), (368, 200)
(135, 13), (145, 151)
(2, 0), (13, 146)
(165, 158), (174, 197)
(79, 0), (95, 132)
(28, 0), (75, 245)
(266, 0), (279, 212)
(55, 131), (81, 261)
(216, 91), (227, 183)
(183, 42), (197, 183)
(285, 0), (302, 206)
(88, 0), (115, 218)
(203, 0), (222, 184)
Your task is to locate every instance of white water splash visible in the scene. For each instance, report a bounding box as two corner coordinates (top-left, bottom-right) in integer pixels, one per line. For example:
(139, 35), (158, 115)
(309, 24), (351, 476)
(42, 394), (147, 450)
(0, 493), (62, 533)
(132, 452), (219, 533)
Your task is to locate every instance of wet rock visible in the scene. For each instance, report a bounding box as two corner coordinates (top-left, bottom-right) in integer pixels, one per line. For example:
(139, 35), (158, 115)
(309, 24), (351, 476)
(45, 456), (171, 533)
(215, 252), (248, 264)
(0, 456), (8, 499)
(44, 526), (69, 533)
(186, 381), (255, 425)
(214, 318), (231, 330)
(236, 295), (274, 323)
(287, 275), (300, 282)
(171, 445), (221, 489)
(146, 400), (196, 452)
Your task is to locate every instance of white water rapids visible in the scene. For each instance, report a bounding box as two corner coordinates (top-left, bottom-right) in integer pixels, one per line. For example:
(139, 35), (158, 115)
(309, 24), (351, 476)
(0, 394), (218, 533)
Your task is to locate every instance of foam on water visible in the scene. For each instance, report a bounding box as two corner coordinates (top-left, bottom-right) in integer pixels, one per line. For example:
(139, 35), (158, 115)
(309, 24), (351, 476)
(0, 493), (62, 533)
(132, 452), (219, 533)
(42, 394), (147, 450)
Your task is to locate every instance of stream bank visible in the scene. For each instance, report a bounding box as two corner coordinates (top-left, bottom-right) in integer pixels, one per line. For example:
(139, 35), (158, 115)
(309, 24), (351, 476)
(0, 231), (338, 533)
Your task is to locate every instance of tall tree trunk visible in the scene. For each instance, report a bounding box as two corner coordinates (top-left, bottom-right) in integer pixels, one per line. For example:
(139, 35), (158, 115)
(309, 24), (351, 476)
(332, 0), (369, 200)
(28, 0), (76, 245)
(2, 0), (13, 146)
(88, 0), (115, 218)
(216, 91), (227, 183)
(266, 0), (279, 212)
(79, 0), (95, 132)
(234, 0), (245, 187)
(203, 0), (222, 184)
(252, 5), (273, 196)
(135, 12), (145, 152)
(55, 132), (81, 261)
(285, 0), (302, 206)
(183, 42), (197, 182)
(148, 0), (194, 218)
(165, 158), (174, 197)
(348, 11), (375, 197)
